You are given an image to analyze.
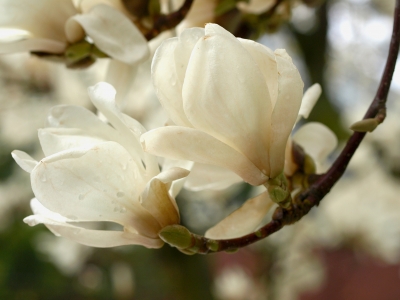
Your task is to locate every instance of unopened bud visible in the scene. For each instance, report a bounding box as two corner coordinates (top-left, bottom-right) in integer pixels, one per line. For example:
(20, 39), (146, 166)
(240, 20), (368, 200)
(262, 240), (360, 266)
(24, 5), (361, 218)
(350, 118), (379, 132)
(159, 225), (193, 249)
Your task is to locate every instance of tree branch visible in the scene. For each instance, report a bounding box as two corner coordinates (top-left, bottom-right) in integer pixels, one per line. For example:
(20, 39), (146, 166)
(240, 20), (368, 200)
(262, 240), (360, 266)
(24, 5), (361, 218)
(145, 0), (194, 40)
(172, 0), (400, 254)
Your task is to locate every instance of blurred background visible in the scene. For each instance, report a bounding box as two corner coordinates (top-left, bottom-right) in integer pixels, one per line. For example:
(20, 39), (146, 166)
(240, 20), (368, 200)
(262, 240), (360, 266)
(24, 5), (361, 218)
(1, 0), (400, 299)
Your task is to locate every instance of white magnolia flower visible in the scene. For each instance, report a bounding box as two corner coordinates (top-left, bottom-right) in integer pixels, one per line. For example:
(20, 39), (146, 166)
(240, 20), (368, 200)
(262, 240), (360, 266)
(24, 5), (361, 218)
(12, 82), (188, 248)
(141, 23), (304, 186)
(0, 0), (148, 65)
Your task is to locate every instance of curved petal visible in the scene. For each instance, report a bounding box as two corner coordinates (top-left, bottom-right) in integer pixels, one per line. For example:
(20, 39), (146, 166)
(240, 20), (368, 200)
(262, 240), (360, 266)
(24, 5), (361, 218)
(141, 126), (268, 186)
(152, 37), (192, 127)
(105, 60), (139, 105)
(298, 83), (321, 121)
(141, 178), (180, 228)
(293, 122), (338, 172)
(205, 190), (274, 239)
(31, 141), (161, 238)
(182, 25), (272, 174)
(0, 36), (66, 54)
(72, 4), (149, 64)
(0, 0), (76, 41)
(238, 38), (278, 107)
(87, 82), (146, 171)
(269, 49), (304, 178)
(24, 199), (162, 248)
(38, 128), (104, 156)
(184, 163), (243, 191)
(11, 150), (38, 173)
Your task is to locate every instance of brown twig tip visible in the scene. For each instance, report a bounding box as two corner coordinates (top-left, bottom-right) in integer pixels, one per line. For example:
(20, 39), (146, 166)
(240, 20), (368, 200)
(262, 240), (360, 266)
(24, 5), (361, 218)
(145, 0), (194, 40)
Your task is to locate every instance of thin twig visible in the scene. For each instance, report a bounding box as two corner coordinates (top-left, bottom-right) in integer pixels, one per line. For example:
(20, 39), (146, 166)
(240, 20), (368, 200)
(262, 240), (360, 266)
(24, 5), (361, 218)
(191, 0), (400, 254)
(145, 0), (194, 40)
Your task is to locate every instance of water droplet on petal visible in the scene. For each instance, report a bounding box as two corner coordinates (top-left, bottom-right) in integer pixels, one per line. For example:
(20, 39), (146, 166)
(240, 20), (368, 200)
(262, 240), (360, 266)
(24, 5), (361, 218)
(120, 207), (126, 213)
(78, 194), (85, 200)
(116, 191), (125, 198)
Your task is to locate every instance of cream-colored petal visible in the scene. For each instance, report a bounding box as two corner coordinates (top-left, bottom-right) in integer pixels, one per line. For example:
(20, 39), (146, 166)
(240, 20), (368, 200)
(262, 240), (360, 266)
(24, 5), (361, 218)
(88, 82), (146, 170)
(184, 163), (242, 191)
(173, 27), (205, 87)
(141, 178), (180, 228)
(238, 38), (278, 107)
(0, 0), (76, 42)
(0, 36), (66, 54)
(24, 199), (162, 248)
(105, 60), (139, 105)
(182, 26), (272, 175)
(38, 128), (104, 156)
(72, 4), (149, 64)
(298, 83), (321, 120)
(47, 225), (164, 248)
(293, 122), (338, 172)
(65, 17), (85, 43)
(205, 190), (274, 239)
(141, 126), (268, 186)
(11, 150), (38, 173)
(31, 142), (160, 238)
(269, 49), (304, 178)
(152, 37), (192, 127)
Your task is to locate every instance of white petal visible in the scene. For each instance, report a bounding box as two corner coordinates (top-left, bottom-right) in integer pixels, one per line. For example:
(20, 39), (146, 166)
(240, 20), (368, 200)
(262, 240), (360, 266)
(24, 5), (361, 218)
(87, 82), (146, 171)
(0, 37), (66, 54)
(72, 4), (149, 64)
(11, 150), (38, 173)
(269, 49), (304, 178)
(31, 141), (161, 238)
(25, 198), (162, 248)
(184, 164), (243, 191)
(152, 37), (192, 127)
(238, 38), (278, 107)
(293, 122), (337, 172)
(105, 60), (139, 105)
(141, 178), (180, 228)
(49, 225), (164, 248)
(205, 191), (274, 239)
(173, 27), (205, 87)
(141, 126), (268, 186)
(0, 0), (76, 42)
(38, 128), (104, 156)
(182, 26), (272, 174)
(298, 83), (321, 120)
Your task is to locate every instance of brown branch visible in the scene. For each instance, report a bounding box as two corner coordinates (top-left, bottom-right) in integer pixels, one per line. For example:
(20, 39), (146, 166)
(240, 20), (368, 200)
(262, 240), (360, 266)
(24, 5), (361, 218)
(185, 0), (400, 254)
(145, 0), (194, 40)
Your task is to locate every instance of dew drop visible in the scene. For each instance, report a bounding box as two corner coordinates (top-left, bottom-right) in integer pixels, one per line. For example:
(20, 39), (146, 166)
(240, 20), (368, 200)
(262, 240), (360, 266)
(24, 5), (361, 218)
(116, 191), (125, 198)
(120, 207), (126, 213)
(78, 194), (85, 200)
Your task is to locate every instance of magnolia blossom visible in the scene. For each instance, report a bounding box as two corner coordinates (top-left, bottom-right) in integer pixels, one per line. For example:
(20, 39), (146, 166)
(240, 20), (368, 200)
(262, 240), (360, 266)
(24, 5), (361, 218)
(0, 0), (148, 64)
(141, 23), (304, 186)
(0, 0), (150, 103)
(12, 82), (188, 248)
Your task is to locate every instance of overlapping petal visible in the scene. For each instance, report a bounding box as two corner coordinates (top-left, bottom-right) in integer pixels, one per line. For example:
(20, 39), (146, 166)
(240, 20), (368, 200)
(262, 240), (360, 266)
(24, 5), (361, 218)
(141, 126), (268, 186)
(31, 141), (160, 238)
(205, 191), (274, 239)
